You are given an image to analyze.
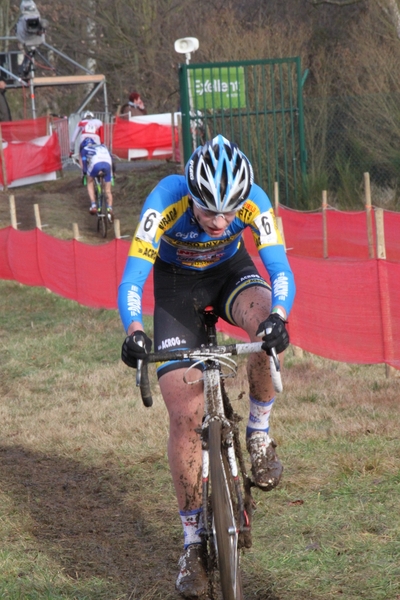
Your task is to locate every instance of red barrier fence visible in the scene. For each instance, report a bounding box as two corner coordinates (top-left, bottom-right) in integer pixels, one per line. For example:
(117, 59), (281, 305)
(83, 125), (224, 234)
(1, 226), (399, 370)
(0, 134), (62, 187)
(0, 117), (49, 142)
(112, 116), (179, 160)
(0, 116), (62, 189)
(278, 205), (400, 261)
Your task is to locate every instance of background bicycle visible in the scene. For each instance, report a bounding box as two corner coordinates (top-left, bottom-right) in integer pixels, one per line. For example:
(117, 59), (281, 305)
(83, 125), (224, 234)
(92, 169), (112, 239)
(69, 153), (115, 239)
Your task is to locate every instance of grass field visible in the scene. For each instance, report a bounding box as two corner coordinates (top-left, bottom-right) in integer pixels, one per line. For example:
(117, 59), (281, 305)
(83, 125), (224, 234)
(1, 278), (399, 600)
(1, 166), (400, 599)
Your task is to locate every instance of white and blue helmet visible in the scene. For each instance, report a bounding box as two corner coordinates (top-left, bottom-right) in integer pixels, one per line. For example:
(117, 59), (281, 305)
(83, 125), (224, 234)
(186, 134), (253, 213)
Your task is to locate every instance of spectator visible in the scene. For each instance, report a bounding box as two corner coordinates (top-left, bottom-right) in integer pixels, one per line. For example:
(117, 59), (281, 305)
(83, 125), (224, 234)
(0, 80), (12, 122)
(120, 91), (147, 119)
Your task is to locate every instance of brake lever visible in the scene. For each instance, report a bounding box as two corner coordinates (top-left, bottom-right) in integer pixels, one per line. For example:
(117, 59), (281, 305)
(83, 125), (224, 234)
(135, 338), (144, 386)
(265, 326), (281, 371)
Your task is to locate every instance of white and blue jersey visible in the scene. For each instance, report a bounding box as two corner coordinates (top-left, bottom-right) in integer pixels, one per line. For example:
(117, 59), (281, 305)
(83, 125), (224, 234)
(82, 144), (113, 182)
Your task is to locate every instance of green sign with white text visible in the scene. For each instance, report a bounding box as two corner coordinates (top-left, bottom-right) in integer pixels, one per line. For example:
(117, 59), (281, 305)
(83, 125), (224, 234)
(189, 67), (246, 110)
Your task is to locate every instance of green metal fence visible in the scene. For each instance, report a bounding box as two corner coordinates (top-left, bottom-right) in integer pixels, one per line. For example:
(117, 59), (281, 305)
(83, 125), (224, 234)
(178, 57), (307, 207)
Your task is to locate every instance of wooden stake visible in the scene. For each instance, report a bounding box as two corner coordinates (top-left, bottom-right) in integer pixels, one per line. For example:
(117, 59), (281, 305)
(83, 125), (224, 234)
(9, 194), (17, 228)
(274, 181), (279, 214)
(322, 190), (328, 259)
(292, 346), (304, 358)
(277, 216), (286, 251)
(114, 218), (121, 239)
(34, 203), (42, 230)
(375, 208), (386, 260)
(72, 223), (80, 239)
(374, 207), (394, 377)
(364, 172), (374, 259)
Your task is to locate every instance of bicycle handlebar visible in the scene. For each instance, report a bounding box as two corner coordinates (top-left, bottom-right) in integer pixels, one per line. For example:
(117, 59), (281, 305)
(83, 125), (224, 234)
(135, 341), (283, 408)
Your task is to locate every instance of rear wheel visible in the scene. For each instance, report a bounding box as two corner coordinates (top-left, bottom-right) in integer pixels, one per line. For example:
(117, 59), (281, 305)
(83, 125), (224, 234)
(209, 419), (243, 600)
(96, 189), (107, 238)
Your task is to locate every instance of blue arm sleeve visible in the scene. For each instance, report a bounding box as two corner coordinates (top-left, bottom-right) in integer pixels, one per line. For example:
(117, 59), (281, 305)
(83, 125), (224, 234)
(117, 255), (153, 331)
(258, 244), (296, 317)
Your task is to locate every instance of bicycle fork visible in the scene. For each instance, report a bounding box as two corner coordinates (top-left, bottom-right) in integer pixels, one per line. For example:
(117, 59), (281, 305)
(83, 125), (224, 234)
(201, 367), (250, 544)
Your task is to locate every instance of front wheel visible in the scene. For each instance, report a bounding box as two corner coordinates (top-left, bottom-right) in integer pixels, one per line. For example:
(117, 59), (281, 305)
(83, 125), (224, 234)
(209, 419), (244, 600)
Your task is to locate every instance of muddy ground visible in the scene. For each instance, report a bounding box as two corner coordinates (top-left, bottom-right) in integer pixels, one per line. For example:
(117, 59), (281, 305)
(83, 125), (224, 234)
(0, 160), (180, 243)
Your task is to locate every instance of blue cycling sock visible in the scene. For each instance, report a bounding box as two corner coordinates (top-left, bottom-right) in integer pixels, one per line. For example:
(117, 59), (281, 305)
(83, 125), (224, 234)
(246, 395), (275, 439)
(179, 508), (204, 549)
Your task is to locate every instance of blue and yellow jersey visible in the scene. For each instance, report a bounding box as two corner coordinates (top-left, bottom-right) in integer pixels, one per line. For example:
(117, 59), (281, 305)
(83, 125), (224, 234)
(118, 174), (295, 329)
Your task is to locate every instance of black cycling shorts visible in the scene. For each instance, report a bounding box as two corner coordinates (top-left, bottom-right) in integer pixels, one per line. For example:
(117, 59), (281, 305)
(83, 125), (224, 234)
(153, 242), (271, 378)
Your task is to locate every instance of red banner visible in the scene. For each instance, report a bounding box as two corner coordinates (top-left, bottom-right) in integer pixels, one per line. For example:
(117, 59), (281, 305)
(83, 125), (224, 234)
(112, 116), (178, 159)
(1, 226), (399, 370)
(0, 117), (49, 142)
(0, 134), (62, 186)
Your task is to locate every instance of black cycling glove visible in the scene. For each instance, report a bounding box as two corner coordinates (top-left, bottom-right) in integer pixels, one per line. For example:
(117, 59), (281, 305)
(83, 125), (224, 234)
(256, 313), (289, 355)
(121, 330), (152, 368)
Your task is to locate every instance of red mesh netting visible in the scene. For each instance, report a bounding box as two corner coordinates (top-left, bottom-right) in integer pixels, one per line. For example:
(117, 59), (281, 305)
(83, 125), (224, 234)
(1, 227), (399, 369)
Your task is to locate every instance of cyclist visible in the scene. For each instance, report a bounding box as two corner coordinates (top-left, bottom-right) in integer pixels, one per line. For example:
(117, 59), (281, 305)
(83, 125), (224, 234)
(69, 110), (103, 165)
(81, 142), (114, 219)
(118, 134), (296, 598)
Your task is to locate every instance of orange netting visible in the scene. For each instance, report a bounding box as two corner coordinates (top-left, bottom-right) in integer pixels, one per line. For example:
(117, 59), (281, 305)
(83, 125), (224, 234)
(1, 227), (399, 369)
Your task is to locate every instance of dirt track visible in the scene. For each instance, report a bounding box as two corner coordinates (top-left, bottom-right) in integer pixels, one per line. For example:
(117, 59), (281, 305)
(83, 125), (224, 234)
(0, 161), (180, 244)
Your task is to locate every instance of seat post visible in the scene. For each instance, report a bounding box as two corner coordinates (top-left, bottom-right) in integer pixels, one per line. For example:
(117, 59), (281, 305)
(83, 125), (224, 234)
(203, 306), (218, 345)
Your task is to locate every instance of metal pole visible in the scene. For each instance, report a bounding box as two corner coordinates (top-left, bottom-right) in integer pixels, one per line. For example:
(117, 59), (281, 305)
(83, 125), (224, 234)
(103, 81), (109, 115)
(30, 74), (36, 119)
(42, 41), (93, 74)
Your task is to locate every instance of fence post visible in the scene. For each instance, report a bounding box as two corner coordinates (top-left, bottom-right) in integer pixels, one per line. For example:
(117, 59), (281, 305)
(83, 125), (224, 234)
(72, 223), (80, 239)
(274, 181), (279, 214)
(322, 190), (328, 259)
(375, 208), (386, 260)
(375, 207), (395, 378)
(171, 112), (176, 163)
(9, 194), (17, 228)
(114, 218), (121, 239)
(0, 124), (8, 191)
(364, 172), (375, 259)
(34, 203), (42, 230)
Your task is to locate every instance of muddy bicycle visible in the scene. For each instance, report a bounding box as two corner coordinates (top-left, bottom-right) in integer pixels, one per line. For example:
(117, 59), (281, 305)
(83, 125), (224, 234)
(93, 169), (113, 239)
(136, 306), (282, 600)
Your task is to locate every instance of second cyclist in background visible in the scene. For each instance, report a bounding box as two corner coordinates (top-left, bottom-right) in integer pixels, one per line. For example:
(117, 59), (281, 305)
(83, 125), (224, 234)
(82, 142), (114, 220)
(69, 110), (103, 167)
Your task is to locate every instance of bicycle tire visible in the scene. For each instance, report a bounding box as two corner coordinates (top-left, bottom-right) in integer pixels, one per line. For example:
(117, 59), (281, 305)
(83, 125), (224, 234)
(98, 191), (107, 238)
(209, 419), (244, 600)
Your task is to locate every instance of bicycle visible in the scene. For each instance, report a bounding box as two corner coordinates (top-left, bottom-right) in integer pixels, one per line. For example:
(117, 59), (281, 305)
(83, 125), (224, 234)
(69, 153), (115, 239)
(93, 169), (112, 239)
(136, 306), (282, 600)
